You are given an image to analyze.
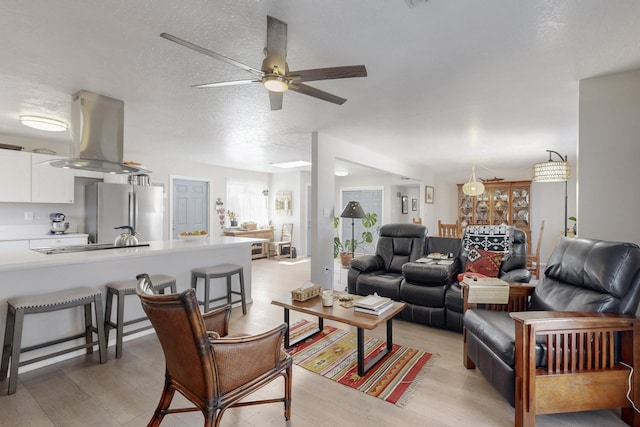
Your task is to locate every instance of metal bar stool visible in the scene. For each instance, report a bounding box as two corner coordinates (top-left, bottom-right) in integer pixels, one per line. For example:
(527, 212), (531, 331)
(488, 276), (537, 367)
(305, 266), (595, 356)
(1, 286), (107, 395)
(190, 264), (247, 314)
(104, 274), (176, 359)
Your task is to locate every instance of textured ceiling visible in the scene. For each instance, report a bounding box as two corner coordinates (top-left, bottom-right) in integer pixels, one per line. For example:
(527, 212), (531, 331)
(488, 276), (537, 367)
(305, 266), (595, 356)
(1, 1), (639, 182)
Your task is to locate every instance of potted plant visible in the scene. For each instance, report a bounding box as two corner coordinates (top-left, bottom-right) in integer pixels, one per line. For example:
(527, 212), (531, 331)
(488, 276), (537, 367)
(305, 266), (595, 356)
(333, 212), (378, 268)
(568, 216), (577, 236)
(228, 210), (238, 227)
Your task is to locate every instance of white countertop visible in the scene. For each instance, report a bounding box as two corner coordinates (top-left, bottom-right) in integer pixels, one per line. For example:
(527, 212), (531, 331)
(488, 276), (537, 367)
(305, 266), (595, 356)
(0, 236), (266, 271)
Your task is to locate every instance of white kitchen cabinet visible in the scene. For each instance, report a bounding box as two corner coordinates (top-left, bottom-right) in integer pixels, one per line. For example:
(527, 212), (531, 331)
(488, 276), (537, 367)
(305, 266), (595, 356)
(0, 150), (31, 202)
(0, 240), (30, 252)
(31, 153), (75, 203)
(29, 235), (88, 248)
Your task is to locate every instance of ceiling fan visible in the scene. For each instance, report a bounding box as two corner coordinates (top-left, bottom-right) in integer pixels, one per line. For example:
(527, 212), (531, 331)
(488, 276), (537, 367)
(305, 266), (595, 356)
(161, 15), (367, 111)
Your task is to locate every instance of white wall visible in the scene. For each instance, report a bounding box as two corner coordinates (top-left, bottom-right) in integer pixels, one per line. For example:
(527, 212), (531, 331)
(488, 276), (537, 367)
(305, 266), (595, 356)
(579, 68), (640, 245)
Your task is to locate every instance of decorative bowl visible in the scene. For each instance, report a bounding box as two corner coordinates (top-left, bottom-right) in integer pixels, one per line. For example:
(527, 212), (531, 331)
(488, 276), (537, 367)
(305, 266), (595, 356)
(179, 234), (207, 241)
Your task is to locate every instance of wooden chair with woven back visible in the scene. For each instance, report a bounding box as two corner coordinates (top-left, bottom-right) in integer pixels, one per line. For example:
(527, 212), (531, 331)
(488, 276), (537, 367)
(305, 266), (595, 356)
(135, 273), (292, 426)
(438, 220), (460, 238)
(268, 223), (293, 259)
(526, 220), (545, 280)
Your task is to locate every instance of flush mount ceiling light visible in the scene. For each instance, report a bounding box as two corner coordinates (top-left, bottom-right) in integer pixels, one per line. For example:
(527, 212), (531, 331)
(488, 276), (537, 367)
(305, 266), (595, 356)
(19, 115), (68, 132)
(335, 170), (349, 177)
(270, 160), (312, 169)
(462, 165), (485, 196)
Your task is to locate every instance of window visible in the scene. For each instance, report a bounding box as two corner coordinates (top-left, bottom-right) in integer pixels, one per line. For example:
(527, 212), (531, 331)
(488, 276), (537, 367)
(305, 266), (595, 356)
(226, 179), (269, 226)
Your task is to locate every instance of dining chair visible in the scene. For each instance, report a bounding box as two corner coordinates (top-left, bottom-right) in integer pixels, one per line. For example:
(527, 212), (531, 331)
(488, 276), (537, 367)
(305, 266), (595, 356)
(268, 223), (293, 259)
(526, 220), (545, 279)
(438, 220), (460, 238)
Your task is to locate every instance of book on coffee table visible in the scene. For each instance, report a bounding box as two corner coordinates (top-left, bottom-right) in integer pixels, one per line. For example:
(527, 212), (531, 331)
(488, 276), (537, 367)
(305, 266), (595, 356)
(355, 294), (391, 309)
(354, 294), (394, 316)
(354, 300), (395, 316)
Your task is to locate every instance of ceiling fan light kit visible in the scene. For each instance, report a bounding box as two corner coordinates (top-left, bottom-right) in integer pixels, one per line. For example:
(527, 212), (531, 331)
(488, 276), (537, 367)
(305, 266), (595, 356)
(161, 15), (367, 110)
(263, 74), (289, 92)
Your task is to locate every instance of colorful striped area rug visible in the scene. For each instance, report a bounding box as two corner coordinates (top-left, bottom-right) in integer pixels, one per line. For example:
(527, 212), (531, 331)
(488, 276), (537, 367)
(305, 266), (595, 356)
(286, 320), (432, 406)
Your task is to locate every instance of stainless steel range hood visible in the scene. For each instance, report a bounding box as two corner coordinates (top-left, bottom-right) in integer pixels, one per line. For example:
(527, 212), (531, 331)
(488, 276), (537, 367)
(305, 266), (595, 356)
(49, 90), (150, 174)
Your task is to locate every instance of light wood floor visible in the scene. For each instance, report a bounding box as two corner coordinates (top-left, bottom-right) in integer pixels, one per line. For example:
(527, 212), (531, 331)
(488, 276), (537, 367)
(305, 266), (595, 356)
(0, 258), (629, 426)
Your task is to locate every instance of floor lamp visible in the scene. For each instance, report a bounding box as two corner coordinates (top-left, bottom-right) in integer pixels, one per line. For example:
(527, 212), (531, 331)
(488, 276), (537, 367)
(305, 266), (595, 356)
(531, 150), (571, 236)
(340, 201), (366, 257)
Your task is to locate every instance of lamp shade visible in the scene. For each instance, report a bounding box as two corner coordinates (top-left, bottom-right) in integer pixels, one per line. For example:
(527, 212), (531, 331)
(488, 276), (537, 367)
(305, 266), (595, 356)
(462, 165), (485, 196)
(340, 201), (366, 219)
(532, 161), (570, 182)
(462, 180), (485, 196)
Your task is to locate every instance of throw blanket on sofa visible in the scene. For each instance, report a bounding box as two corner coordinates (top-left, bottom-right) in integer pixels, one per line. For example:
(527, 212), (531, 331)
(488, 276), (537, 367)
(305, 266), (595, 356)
(462, 225), (514, 258)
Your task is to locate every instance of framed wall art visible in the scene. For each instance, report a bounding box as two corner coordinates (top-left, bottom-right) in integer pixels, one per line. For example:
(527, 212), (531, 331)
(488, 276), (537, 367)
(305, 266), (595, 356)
(412, 198), (417, 211)
(276, 191), (292, 216)
(425, 186), (434, 204)
(401, 195), (408, 214)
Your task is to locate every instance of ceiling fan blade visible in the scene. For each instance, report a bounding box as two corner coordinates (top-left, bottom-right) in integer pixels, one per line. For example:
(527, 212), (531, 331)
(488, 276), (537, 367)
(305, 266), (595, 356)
(289, 65), (368, 83)
(269, 91), (283, 111)
(288, 83), (347, 105)
(264, 16), (287, 73)
(192, 79), (260, 88)
(160, 32), (264, 77)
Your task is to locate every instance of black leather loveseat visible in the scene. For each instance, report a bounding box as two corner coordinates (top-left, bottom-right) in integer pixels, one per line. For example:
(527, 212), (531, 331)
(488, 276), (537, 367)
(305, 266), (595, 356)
(348, 225), (530, 333)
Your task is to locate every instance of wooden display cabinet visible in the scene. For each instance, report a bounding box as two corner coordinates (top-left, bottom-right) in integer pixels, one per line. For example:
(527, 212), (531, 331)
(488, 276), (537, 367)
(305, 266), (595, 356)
(457, 180), (531, 249)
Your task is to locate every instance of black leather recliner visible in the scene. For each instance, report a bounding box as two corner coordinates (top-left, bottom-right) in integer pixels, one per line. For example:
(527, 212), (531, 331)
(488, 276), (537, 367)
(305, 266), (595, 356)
(464, 237), (640, 407)
(347, 223), (426, 300)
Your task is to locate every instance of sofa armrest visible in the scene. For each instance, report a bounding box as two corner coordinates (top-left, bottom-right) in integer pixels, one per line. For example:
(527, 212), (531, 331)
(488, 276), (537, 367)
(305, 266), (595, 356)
(350, 254), (384, 273)
(499, 268), (531, 283)
(509, 311), (640, 426)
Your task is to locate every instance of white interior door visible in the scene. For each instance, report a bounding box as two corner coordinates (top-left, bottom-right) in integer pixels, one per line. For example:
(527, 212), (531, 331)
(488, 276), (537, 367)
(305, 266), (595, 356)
(171, 178), (209, 239)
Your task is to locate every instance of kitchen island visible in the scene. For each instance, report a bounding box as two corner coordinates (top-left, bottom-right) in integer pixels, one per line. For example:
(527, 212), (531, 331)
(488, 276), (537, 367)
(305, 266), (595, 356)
(0, 236), (265, 371)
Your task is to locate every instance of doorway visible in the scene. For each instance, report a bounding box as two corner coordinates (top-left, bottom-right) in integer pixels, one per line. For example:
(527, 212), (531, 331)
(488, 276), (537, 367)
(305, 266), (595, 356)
(170, 177), (210, 239)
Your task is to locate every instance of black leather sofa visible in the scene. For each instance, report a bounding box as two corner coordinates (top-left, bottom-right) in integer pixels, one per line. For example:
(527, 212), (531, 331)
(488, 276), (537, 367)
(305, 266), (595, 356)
(464, 237), (640, 408)
(348, 225), (530, 333)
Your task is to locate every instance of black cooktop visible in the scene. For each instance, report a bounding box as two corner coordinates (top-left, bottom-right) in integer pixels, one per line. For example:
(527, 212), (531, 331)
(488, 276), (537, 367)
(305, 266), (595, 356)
(32, 243), (150, 255)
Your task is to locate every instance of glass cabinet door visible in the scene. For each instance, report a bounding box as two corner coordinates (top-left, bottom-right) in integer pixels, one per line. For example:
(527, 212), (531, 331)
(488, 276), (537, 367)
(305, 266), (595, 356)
(490, 186), (510, 225)
(511, 186), (529, 228)
(474, 190), (490, 225)
(459, 192), (474, 227)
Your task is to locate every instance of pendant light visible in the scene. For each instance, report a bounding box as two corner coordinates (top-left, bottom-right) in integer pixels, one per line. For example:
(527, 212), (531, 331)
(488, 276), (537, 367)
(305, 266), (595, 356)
(462, 165), (485, 196)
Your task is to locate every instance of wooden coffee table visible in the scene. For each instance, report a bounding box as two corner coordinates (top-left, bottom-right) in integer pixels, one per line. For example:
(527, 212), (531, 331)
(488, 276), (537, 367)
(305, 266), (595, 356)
(271, 293), (406, 376)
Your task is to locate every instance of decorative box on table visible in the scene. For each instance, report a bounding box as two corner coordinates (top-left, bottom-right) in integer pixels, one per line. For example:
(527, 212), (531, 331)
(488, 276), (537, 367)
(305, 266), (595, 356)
(291, 283), (322, 301)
